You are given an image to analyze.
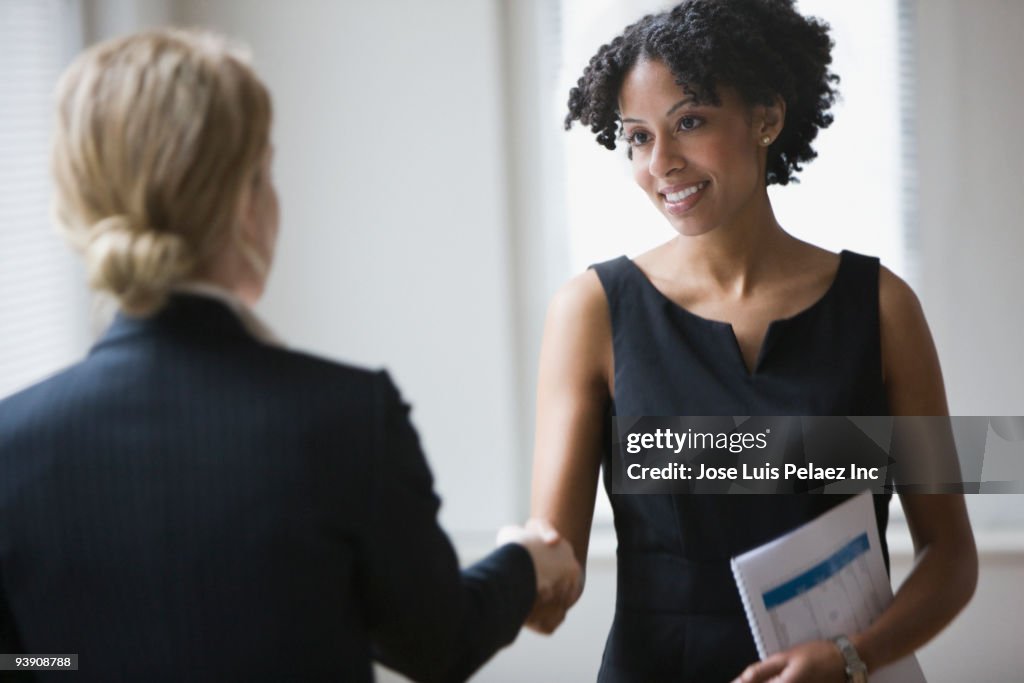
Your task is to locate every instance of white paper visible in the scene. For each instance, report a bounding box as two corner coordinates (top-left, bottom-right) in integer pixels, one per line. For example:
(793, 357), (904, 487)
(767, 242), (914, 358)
(730, 492), (926, 682)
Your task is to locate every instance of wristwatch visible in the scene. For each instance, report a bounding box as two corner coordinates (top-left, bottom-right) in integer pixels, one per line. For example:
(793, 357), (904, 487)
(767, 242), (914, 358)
(831, 634), (868, 683)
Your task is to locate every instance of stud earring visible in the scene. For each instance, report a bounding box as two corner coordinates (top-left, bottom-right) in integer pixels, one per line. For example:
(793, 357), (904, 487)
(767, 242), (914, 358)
(761, 135), (772, 145)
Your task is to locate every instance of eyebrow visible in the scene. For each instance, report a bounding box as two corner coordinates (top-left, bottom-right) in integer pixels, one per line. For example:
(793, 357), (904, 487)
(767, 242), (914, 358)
(620, 96), (697, 124)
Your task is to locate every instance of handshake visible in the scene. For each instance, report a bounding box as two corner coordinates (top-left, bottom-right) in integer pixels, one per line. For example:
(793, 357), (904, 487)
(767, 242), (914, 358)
(496, 519), (584, 634)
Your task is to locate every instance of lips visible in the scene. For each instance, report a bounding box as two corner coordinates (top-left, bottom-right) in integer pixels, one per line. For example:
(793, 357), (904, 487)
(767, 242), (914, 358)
(660, 181), (708, 215)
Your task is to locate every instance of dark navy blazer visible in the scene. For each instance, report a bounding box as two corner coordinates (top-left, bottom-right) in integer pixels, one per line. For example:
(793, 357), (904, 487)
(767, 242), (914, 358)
(0, 295), (534, 682)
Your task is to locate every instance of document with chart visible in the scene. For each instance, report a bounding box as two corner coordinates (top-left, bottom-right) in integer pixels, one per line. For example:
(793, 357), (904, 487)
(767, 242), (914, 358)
(731, 492), (926, 682)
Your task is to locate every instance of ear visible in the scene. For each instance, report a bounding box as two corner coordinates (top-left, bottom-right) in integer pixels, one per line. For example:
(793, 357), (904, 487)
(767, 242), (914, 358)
(235, 167), (269, 249)
(754, 95), (786, 145)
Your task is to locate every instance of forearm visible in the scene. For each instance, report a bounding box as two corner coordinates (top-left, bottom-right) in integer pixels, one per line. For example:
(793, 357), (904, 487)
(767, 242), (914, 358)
(527, 411), (603, 629)
(440, 544), (537, 682)
(531, 481), (598, 565)
(372, 544), (537, 683)
(369, 373), (535, 682)
(851, 533), (977, 672)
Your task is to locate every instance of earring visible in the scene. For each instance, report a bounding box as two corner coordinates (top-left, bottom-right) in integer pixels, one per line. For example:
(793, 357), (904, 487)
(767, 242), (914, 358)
(761, 135), (772, 145)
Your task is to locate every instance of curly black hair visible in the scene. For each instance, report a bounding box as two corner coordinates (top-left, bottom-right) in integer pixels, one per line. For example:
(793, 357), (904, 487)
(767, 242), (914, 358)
(565, 0), (838, 185)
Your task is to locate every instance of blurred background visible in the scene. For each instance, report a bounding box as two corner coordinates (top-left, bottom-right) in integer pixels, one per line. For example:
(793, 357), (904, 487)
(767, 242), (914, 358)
(1, 0), (1022, 680)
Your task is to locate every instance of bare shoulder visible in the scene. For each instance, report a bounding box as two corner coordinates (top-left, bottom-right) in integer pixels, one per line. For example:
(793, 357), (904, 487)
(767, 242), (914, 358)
(877, 265), (933, 360)
(546, 269), (610, 335)
(877, 265), (947, 412)
(878, 264), (929, 356)
(542, 269), (613, 393)
(878, 265), (925, 322)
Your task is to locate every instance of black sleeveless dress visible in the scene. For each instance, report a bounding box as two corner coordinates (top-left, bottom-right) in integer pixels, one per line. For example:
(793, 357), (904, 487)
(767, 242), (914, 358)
(591, 250), (892, 682)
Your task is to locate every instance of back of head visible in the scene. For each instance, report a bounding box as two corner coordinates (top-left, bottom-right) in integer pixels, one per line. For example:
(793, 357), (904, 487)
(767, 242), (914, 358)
(52, 28), (272, 316)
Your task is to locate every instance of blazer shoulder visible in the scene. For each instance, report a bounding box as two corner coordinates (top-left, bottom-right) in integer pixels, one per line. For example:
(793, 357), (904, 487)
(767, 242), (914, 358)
(0, 343), (401, 449)
(268, 344), (381, 379)
(0, 361), (88, 433)
(253, 344), (397, 404)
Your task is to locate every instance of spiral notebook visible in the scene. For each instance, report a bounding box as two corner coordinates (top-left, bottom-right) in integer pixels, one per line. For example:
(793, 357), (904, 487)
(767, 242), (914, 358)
(730, 492), (926, 682)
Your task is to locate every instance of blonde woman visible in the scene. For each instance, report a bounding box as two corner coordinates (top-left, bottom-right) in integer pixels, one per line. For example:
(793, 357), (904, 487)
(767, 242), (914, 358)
(0, 29), (578, 682)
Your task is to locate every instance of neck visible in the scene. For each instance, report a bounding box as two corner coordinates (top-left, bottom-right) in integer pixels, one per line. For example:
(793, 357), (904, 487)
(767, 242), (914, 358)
(194, 248), (266, 308)
(670, 188), (793, 295)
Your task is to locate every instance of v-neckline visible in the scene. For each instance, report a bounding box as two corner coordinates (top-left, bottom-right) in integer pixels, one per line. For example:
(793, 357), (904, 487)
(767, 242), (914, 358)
(622, 251), (849, 377)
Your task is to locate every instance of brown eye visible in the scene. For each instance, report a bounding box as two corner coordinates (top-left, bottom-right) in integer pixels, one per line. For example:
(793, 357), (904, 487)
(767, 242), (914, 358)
(678, 116), (704, 131)
(627, 131), (651, 146)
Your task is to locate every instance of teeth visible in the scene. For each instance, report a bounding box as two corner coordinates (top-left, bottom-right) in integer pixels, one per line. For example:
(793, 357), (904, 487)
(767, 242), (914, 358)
(665, 182), (707, 202)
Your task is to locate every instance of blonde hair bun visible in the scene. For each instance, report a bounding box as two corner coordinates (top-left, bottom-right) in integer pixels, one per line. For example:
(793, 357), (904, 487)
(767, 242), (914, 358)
(52, 28), (272, 316)
(85, 216), (194, 316)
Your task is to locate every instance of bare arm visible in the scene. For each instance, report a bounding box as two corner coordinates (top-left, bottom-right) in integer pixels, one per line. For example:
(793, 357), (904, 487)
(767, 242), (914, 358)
(847, 267), (978, 671)
(737, 268), (979, 683)
(526, 271), (612, 631)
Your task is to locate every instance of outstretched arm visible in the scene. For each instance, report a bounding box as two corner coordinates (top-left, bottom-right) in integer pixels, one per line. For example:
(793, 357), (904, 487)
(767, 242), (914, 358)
(362, 372), (578, 683)
(527, 270), (612, 632)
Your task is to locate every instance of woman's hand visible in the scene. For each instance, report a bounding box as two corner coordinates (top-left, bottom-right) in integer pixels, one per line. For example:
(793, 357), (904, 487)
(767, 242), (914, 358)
(732, 640), (846, 683)
(522, 579), (583, 634)
(523, 549), (585, 635)
(519, 518), (585, 634)
(496, 518), (582, 634)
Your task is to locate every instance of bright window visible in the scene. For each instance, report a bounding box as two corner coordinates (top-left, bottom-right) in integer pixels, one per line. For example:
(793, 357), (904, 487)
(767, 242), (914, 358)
(0, 0), (88, 399)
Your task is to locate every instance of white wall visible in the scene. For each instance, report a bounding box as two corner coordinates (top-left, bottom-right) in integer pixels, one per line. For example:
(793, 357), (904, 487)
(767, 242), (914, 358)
(909, 3), (1024, 675)
(0, 0), (90, 399)
(915, 0), (1024, 418)
(83, 0), (174, 39)
(913, 0), (1024, 533)
(176, 0), (524, 535)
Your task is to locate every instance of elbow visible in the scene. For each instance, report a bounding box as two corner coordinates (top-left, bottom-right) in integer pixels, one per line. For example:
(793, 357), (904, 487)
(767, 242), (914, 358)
(957, 528), (979, 606)
(943, 533), (979, 615)
(960, 541), (979, 610)
(914, 530), (978, 617)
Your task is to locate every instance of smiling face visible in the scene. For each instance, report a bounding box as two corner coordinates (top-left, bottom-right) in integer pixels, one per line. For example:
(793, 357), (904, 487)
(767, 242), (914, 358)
(618, 59), (782, 238)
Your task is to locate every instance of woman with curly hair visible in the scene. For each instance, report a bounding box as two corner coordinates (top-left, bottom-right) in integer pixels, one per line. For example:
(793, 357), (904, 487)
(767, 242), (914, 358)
(529, 1), (977, 681)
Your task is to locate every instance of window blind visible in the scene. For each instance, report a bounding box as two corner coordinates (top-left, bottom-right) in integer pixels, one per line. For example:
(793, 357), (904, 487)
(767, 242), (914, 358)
(0, 0), (88, 399)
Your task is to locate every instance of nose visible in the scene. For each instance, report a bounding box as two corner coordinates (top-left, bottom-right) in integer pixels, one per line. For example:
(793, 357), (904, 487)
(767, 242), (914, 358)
(648, 137), (685, 178)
